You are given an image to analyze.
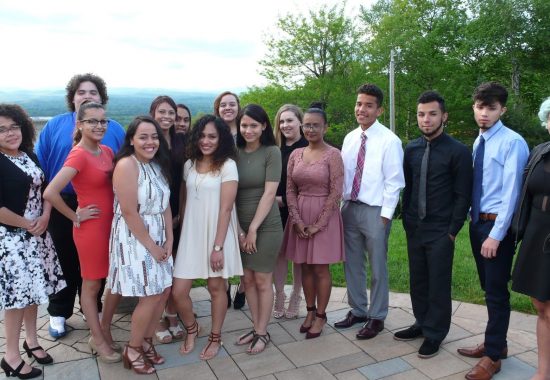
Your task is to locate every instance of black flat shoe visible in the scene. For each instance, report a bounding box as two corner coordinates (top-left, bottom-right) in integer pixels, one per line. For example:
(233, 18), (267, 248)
(23, 341), (53, 365)
(226, 285), (232, 308)
(233, 286), (246, 310)
(1, 358), (42, 379)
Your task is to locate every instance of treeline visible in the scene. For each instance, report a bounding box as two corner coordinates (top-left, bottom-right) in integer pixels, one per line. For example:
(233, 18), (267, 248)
(240, 0), (550, 148)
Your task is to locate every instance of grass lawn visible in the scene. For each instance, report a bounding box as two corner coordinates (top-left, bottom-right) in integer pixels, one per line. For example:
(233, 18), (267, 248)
(326, 221), (535, 314)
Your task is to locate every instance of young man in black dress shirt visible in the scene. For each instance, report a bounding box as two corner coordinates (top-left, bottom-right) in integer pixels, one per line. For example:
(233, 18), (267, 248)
(394, 91), (472, 358)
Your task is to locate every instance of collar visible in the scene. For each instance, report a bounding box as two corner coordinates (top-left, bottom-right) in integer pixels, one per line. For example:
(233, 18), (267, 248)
(480, 120), (503, 142)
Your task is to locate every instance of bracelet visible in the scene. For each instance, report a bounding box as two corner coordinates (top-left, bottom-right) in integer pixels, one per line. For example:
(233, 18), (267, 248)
(239, 232), (245, 238)
(74, 212), (81, 228)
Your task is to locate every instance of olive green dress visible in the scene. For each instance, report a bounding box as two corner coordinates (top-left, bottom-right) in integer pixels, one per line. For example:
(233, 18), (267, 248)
(236, 145), (283, 272)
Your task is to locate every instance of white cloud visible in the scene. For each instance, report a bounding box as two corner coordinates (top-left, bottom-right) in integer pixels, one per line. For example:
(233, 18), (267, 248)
(1, 0), (370, 91)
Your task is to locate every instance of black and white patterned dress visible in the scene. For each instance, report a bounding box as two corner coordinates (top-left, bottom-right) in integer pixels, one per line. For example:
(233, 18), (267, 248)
(0, 152), (66, 309)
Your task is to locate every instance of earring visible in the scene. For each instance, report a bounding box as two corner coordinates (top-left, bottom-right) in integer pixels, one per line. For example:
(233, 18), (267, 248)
(78, 128), (82, 131)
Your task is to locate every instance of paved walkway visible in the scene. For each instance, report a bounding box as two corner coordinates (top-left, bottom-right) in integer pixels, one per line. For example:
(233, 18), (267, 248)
(0, 287), (538, 379)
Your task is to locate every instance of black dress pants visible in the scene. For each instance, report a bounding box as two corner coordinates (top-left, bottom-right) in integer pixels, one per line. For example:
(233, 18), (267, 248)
(469, 220), (515, 361)
(47, 194), (104, 319)
(406, 226), (454, 342)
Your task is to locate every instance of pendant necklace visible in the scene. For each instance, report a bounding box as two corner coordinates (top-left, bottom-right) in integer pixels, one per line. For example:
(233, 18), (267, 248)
(194, 168), (207, 199)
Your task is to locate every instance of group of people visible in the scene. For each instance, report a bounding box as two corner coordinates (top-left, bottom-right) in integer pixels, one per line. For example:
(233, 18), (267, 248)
(0, 74), (548, 380)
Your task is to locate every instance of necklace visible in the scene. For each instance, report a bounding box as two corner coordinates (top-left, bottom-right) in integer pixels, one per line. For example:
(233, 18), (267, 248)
(194, 167), (208, 199)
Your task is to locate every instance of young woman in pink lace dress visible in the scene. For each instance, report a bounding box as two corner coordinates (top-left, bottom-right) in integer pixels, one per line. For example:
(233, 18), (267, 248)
(280, 106), (345, 339)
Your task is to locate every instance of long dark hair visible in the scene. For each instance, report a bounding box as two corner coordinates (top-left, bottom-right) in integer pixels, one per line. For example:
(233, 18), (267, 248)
(186, 115), (236, 172)
(236, 104), (276, 148)
(113, 115), (171, 184)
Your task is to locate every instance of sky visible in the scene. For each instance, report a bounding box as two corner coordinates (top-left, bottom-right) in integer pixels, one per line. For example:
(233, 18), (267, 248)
(1, 0), (371, 92)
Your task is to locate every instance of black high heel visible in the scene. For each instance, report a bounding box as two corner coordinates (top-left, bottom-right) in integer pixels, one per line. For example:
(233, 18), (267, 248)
(22, 341), (53, 365)
(233, 284), (246, 310)
(1, 358), (42, 379)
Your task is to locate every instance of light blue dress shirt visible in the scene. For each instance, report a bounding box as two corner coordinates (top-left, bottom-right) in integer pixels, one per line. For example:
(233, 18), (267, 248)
(473, 120), (529, 241)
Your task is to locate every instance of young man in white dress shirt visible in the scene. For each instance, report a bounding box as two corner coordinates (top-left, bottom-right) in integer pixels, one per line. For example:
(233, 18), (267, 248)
(334, 83), (405, 339)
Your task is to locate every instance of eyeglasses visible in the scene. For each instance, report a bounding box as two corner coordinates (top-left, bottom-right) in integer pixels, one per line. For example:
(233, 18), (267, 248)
(80, 119), (109, 127)
(302, 124), (323, 131)
(0, 125), (22, 135)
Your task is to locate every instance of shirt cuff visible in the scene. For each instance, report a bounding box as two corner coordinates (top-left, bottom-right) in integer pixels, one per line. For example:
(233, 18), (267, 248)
(488, 226), (505, 242)
(380, 207), (395, 220)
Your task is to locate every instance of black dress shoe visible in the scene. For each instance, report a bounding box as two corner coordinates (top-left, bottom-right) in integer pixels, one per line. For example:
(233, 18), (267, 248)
(356, 318), (384, 339)
(393, 325), (423, 341)
(334, 311), (368, 329)
(1, 358), (42, 379)
(418, 338), (440, 358)
(23, 341), (53, 365)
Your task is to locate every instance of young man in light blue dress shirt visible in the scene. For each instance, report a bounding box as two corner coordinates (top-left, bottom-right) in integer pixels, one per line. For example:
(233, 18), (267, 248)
(457, 82), (529, 380)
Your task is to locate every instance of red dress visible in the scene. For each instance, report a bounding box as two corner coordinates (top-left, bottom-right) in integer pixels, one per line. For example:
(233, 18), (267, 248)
(64, 145), (114, 279)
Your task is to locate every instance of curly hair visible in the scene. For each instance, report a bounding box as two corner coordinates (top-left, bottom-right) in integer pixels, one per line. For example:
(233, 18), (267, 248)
(0, 103), (35, 154)
(186, 115), (236, 173)
(113, 115), (171, 185)
(65, 73), (108, 112)
(273, 104), (304, 147)
(357, 83), (384, 107)
(538, 97), (550, 127)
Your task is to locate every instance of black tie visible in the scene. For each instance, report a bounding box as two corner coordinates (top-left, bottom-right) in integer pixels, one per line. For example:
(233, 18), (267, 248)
(471, 135), (485, 223)
(418, 140), (430, 220)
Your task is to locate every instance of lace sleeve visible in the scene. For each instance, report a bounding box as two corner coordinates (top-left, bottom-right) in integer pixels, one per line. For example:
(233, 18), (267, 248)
(313, 149), (344, 231)
(286, 149), (304, 226)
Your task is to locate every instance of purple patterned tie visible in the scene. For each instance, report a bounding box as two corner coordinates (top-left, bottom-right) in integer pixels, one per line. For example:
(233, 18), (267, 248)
(351, 133), (367, 201)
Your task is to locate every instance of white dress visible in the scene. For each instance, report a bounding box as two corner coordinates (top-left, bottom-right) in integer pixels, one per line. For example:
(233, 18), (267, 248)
(108, 157), (173, 296)
(173, 159), (243, 279)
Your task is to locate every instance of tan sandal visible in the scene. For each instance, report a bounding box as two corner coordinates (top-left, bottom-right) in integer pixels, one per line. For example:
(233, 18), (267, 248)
(273, 291), (286, 319)
(154, 318), (172, 344)
(180, 319), (200, 355)
(164, 312), (184, 340)
(285, 292), (302, 319)
(200, 332), (223, 360)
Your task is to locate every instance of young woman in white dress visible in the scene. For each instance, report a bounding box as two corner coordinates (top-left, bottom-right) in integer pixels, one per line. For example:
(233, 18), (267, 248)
(172, 115), (243, 360)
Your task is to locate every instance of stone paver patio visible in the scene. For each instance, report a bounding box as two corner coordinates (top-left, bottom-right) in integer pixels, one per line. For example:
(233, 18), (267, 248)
(0, 286), (538, 379)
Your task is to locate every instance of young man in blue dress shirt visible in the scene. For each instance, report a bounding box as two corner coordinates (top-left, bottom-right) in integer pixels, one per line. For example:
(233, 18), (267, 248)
(457, 82), (529, 380)
(36, 73), (125, 338)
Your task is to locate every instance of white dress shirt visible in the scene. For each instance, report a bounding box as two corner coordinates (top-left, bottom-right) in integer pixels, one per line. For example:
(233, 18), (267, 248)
(341, 121), (405, 219)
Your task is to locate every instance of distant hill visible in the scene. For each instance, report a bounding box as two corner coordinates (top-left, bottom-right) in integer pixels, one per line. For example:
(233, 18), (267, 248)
(0, 88), (217, 127)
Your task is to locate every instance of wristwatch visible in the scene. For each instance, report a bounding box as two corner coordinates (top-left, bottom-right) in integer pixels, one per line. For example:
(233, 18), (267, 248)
(213, 245), (223, 252)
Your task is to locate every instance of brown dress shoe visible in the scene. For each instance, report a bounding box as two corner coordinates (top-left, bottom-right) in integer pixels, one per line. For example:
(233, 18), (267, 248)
(457, 343), (508, 359)
(356, 319), (384, 340)
(334, 311), (368, 329)
(465, 356), (501, 380)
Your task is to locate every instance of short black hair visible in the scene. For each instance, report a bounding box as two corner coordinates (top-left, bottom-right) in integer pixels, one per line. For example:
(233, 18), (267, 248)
(65, 73), (108, 112)
(473, 82), (508, 107)
(417, 91), (446, 113)
(357, 83), (384, 107)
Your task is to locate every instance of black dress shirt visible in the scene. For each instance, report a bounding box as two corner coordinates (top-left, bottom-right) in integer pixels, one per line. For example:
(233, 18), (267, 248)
(402, 132), (473, 237)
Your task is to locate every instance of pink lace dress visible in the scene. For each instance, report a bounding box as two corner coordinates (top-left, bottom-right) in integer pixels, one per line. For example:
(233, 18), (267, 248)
(281, 146), (345, 264)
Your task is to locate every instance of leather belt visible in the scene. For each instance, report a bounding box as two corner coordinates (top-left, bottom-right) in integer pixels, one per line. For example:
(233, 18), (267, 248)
(479, 213), (497, 221)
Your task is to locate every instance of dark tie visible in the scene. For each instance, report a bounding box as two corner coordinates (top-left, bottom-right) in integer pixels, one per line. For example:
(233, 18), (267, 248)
(471, 135), (485, 223)
(351, 133), (367, 201)
(418, 140), (430, 220)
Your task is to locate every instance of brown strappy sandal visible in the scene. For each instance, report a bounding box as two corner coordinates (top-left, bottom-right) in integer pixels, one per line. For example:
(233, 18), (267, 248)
(200, 332), (223, 360)
(143, 337), (165, 365)
(180, 319), (200, 355)
(122, 344), (155, 375)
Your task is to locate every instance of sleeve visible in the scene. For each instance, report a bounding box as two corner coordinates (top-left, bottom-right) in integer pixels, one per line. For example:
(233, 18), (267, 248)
(286, 149), (304, 226)
(183, 160), (192, 182)
(489, 138), (529, 241)
(63, 147), (87, 172)
(448, 144), (473, 237)
(221, 159), (239, 182)
(35, 120), (52, 175)
(401, 144), (413, 219)
(381, 136), (405, 219)
(265, 146), (282, 182)
(313, 149), (344, 231)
